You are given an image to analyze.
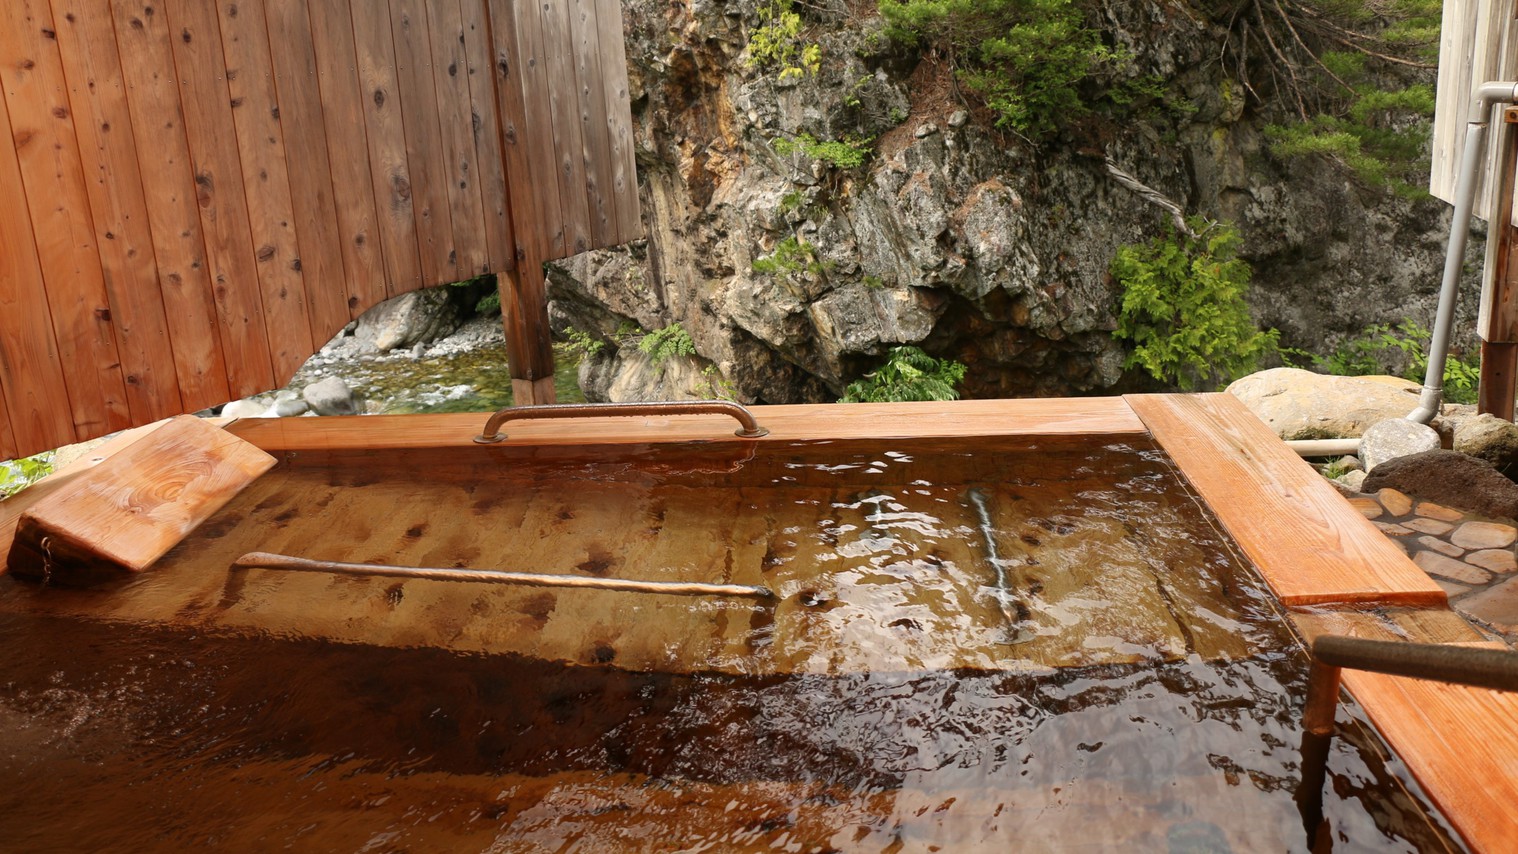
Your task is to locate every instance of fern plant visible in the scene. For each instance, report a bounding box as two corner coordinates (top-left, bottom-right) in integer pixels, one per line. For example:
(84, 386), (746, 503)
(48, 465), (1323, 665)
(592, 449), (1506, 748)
(748, 0), (822, 81)
(841, 346), (967, 402)
(1111, 218), (1277, 391)
(638, 323), (697, 365)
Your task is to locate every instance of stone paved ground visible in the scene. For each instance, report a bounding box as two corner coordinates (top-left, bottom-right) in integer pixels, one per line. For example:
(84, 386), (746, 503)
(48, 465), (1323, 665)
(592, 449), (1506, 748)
(1347, 488), (1518, 644)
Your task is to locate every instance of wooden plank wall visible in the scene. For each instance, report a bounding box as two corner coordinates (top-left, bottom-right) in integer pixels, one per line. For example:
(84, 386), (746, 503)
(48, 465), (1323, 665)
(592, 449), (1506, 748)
(1431, 0), (1516, 218)
(0, 0), (641, 460)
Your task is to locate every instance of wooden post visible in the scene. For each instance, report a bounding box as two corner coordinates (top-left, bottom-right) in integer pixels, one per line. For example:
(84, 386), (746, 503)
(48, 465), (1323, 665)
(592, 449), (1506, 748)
(499, 263), (558, 406)
(1478, 107), (1518, 419)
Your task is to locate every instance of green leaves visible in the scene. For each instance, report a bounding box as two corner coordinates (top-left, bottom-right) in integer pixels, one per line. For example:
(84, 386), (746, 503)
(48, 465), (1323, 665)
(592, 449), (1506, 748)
(748, 0), (822, 81)
(1, 452), (55, 500)
(1111, 218), (1277, 391)
(841, 346), (968, 402)
(638, 323), (697, 365)
(773, 134), (872, 170)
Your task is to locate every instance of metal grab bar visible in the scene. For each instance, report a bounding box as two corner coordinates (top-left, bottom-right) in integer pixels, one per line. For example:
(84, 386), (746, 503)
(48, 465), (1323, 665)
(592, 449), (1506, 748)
(233, 551), (775, 599)
(473, 400), (769, 444)
(1296, 634), (1518, 847)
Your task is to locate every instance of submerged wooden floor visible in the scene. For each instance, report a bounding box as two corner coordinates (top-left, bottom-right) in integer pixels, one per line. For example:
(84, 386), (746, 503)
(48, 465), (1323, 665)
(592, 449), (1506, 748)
(0, 394), (1512, 850)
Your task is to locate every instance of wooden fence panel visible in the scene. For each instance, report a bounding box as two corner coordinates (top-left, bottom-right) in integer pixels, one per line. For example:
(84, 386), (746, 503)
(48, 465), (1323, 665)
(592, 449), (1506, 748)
(164, 0), (279, 399)
(461, 0), (515, 272)
(0, 0), (640, 459)
(390, 0), (458, 285)
(49, 0), (183, 424)
(216, 0), (315, 382)
(0, 0), (131, 439)
(0, 84), (78, 453)
(109, 0), (231, 414)
(264, 0), (355, 338)
(427, 0), (490, 278)
(350, 0), (424, 298)
(303, 0), (390, 315)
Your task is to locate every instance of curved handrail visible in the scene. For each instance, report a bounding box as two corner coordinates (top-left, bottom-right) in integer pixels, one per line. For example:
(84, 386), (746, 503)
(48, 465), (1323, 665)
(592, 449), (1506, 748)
(473, 400), (769, 444)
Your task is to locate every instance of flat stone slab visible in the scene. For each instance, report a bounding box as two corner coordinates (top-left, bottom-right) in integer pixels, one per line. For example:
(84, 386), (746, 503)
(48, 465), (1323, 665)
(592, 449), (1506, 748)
(1373, 522), (1412, 536)
(1405, 518), (1456, 536)
(1347, 497), (1382, 519)
(1415, 502), (1466, 522)
(1376, 488), (1414, 516)
(1466, 549), (1518, 574)
(1436, 579), (1473, 598)
(1458, 576), (1518, 633)
(1451, 521), (1518, 551)
(1414, 552), (1494, 586)
(1416, 535), (1464, 558)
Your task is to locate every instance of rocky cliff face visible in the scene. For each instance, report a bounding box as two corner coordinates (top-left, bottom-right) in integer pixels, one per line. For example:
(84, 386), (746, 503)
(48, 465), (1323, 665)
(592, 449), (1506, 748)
(548, 0), (1477, 403)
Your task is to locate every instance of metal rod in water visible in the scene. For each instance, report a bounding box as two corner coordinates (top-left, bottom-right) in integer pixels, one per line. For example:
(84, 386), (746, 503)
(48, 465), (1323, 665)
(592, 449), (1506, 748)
(233, 552), (775, 600)
(1312, 634), (1518, 693)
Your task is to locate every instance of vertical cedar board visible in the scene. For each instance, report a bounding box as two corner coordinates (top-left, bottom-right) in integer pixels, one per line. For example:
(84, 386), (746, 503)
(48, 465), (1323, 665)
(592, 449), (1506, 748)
(349, 0), (424, 298)
(0, 0), (132, 439)
(572, 0), (617, 246)
(302, 0), (391, 317)
(487, 0), (548, 267)
(459, 0), (515, 273)
(594, 0), (640, 244)
(389, 0), (459, 285)
(109, 0), (232, 414)
(1126, 393), (1447, 607)
(262, 0), (355, 341)
(9, 416), (275, 577)
(425, 0), (491, 277)
(216, 0), (316, 382)
(539, 0), (592, 257)
(52, 0), (184, 425)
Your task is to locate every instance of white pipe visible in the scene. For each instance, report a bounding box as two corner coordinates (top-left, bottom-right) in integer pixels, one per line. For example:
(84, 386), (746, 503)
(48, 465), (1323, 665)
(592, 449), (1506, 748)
(1409, 81), (1518, 423)
(1284, 438), (1361, 458)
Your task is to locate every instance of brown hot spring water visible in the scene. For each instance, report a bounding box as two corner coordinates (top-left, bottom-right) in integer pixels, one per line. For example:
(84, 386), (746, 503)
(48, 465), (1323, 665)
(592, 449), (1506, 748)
(0, 437), (1461, 850)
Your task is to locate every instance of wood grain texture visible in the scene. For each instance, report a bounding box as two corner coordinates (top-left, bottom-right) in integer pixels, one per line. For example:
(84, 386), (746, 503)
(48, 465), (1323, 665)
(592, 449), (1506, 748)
(262, 0), (353, 341)
(570, 0), (615, 246)
(389, 0), (458, 284)
(502, 0), (566, 259)
(1341, 669), (1518, 853)
(593, 0), (639, 244)
(164, 0), (279, 399)
(302, 0), (388, 318)
(485, 0), (546, 267)
(349, 0), (424, 298)
(539, 0), (592, 256)
(216, 0), (314, 383)
(109, 0), (231, 414)
(8, 415), (275, 578)
(425, 0), (489, 277)
(1127, 393), (1447, 607)
(0, 82), (77, 455)
(225, 398), (1149, 452)
(49, 0), (182, 425)
(459, 0), (514, 272)
(0, 0), (131, 440)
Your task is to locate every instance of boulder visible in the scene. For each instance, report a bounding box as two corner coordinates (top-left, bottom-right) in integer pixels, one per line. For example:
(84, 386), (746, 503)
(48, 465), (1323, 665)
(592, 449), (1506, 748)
(1226, 368), (1422, 439)
(221, 398), (269, 419)
(1362, 450), (1518, 521)
(1453, 413), (1518, 475)
(271, 391), (309, 418)
(1360, 418), (1441, 473)
(302, 377), (359, 416)
(352, 288), (466, 353)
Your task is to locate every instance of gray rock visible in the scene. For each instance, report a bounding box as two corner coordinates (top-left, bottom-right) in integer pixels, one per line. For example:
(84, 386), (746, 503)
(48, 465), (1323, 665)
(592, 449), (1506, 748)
(271, 394), (309, 418)
(1334, 470), (1367, 492)
(352, 288), (465, 353)
(1338, 455), (1363, 472)
(221, 398), (269, 419)
(1453, 413), (1518, 475)
(947, 110), (969, 128)
(302, 377), (359, 416)
(1360, 418), (1441, 473)
(1226, 369), (1423, 439)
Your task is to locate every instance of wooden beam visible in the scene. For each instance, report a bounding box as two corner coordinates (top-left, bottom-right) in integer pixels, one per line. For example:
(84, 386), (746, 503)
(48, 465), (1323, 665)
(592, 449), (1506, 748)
(1480, 109), (1518, 417)
(499, 262), (556, 400)
(1127, 393), (1448, 607)
(1479, 340), (1518, 419)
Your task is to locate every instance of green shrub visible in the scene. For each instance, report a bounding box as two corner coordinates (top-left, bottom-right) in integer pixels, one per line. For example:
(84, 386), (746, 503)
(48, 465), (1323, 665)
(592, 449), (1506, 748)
(841, 346), (968, 402)
(752, 236), (828, 276)
(1111, 218), (1278, 390)
(638, 323), (697, 364)
(879, 0), (1142, 137)
(748, 0), (822, 81)
(554, 328), (606, 365)
(1, 452), (55, 500)
(1306, 320), (1479, 404)
(773, 134), (872, 170)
